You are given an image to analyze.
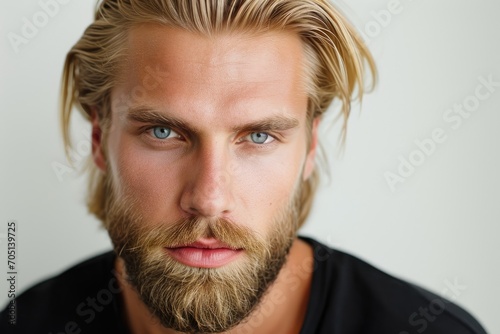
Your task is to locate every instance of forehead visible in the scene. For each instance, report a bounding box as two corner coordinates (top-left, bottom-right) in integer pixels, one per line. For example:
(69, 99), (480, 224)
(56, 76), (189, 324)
(114, 24), (309, 124)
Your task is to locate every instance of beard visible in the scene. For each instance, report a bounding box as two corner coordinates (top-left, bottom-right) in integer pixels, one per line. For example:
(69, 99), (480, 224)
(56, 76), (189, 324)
(103, 175), (303, 333)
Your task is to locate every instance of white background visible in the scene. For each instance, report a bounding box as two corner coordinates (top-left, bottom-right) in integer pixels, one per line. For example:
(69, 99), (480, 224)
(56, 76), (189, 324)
(1, 0), (498, 332)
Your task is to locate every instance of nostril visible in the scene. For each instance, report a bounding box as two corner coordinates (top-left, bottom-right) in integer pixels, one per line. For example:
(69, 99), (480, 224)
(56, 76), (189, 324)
(181, 189), (231, 218)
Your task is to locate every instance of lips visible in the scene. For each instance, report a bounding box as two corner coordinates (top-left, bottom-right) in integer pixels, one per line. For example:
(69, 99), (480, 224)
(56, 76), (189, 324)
(165, 239), (243, 268)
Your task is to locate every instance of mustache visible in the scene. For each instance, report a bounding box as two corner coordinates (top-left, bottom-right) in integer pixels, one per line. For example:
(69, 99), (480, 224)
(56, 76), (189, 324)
(116, 216), (268, 255)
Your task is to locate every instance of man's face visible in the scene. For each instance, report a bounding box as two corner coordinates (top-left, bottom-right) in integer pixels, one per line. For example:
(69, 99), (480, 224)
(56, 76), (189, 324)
(92, 24), (319, 332)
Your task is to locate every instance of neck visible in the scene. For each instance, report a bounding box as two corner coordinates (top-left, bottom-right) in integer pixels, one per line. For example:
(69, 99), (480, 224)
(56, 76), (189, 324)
(115, 238), (314, 334)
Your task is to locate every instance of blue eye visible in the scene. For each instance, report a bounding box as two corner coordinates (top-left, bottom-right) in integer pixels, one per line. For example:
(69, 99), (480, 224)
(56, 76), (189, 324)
(250, 132), (271, 144)
(152, 127), (172, 139)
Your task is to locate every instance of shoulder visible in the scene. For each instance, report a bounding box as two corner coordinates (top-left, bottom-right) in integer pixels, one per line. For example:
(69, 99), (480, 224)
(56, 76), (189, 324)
(299, 236), (487, 334)
(0, 251), (126, 333)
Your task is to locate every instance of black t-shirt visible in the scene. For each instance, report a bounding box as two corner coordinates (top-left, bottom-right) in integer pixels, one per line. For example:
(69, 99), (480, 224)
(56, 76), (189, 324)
(0, 236), (487, 333)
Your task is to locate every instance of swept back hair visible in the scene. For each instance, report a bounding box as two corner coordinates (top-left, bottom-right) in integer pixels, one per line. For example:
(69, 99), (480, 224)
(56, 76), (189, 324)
(61, 0), (376, 228)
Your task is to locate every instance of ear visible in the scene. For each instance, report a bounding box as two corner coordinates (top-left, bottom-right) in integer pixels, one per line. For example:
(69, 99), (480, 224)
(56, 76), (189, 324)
(90, 108), (107, 172)
(302, 117), (321, 181)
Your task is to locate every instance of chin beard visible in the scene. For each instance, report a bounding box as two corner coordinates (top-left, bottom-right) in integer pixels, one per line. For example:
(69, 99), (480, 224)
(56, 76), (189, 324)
(119, 218), (294, 333)
(105, 180), (301, 333)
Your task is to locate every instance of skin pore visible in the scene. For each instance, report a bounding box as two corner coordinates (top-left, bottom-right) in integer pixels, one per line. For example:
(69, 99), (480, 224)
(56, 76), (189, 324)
(91, 24), (321, 333)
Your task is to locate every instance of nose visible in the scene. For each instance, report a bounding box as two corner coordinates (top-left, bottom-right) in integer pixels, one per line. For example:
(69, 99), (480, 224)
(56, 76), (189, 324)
(180, 143), (235, 218)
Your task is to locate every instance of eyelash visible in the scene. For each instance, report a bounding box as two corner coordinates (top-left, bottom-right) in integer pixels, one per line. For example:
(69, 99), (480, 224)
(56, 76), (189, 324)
(142, 125), (279, 147)
(141, 126), (182, 143)
(239, 132), (277, 145)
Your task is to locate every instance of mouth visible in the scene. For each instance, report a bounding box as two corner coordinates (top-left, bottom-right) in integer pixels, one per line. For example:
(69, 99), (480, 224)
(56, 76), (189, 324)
(165, 238), (244, 268)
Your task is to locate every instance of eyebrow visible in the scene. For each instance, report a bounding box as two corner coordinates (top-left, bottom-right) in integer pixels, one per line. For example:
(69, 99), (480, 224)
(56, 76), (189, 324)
(126, 107), (300, 134)
(127, 107), (196, 134)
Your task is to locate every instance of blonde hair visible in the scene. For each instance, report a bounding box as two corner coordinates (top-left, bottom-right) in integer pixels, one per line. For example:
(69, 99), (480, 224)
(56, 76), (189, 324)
(61, 0), (376, 227)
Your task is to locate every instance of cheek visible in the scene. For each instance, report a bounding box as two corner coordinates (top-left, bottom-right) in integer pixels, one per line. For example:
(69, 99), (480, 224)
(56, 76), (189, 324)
(107, 134), (185, 218)
(234, 147), (305, 228)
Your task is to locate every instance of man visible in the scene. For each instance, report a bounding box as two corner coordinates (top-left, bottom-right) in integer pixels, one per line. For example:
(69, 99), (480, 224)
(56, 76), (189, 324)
(0, 0), (486, 333)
